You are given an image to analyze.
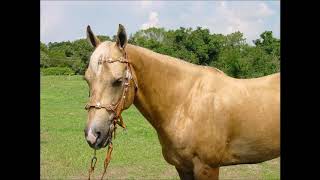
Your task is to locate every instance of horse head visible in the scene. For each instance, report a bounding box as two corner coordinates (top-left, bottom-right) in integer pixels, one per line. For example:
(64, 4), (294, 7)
(83, 24), (136, 149)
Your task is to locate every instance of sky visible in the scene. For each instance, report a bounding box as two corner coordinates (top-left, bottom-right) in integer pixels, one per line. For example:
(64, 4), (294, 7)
(40, 1), (280, 45)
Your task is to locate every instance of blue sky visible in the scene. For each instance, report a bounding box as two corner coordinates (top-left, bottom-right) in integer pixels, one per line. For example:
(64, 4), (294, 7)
(41, 1), (280, 45)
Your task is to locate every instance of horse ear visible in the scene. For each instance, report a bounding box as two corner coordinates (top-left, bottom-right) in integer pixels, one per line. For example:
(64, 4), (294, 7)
(86, 25), (101, 48)
(116, 24), (127, 50)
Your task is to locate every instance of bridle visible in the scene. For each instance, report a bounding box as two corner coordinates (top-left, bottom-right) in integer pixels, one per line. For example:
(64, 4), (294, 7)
(84, 52), (138, 133)
(85, 51), (138, 180)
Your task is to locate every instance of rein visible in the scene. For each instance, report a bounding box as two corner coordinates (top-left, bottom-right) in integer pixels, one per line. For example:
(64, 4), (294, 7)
(85, 52), (137, 180)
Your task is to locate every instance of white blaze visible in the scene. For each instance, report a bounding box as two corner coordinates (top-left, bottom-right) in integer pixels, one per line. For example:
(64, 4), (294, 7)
(87, 127), (97, 144)
(89, 41), (112, 74)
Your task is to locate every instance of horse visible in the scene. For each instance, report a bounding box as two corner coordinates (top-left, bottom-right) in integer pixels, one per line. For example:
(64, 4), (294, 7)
(83, 24), (280, 180)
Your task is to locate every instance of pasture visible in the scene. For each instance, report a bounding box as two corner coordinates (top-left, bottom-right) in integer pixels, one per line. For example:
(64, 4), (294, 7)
(40, 75), (280, 179)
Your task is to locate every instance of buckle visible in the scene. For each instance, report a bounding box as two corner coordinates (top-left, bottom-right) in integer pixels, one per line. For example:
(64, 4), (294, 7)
(96, 102), (101, 109)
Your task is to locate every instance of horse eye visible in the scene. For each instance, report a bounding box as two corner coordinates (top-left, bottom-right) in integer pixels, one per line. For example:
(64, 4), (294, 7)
(112, 78), (123, 86)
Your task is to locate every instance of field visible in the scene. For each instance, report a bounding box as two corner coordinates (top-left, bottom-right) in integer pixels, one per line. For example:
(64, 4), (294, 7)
(40, 75), (280, 180)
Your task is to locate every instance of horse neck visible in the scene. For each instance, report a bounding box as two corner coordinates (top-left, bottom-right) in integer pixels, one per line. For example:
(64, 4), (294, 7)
(126, 44), (199, 130)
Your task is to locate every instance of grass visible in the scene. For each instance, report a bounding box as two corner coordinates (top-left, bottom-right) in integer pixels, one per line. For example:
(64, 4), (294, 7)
(40, 75), (280, 180)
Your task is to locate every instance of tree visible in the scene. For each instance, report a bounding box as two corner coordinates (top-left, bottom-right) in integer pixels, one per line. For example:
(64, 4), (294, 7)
(40, 50), (50, 68)
(41, 27), (280, 77)
(253, 31), (280, 57)
(40, 41), (48, 53)
(40, 42), (50, 68)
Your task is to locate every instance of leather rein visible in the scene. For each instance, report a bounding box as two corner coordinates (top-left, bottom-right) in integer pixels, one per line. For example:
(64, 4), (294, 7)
(85, 52), (138, 180)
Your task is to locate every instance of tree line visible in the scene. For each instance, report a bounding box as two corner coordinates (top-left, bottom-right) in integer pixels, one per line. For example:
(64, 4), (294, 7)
(40, 27), (280, 78)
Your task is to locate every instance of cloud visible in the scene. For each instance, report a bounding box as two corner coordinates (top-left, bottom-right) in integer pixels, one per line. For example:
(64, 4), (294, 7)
(136, 1), (278, 44)
(257, 2), (274, 17)
(140, 1), (153, 9)
(40, 1), (279, 44)
(204, 1), (277, 44)
(220, 1), (226, 8)
(141, 11), (159, 30)
(131, 1), (165, 16)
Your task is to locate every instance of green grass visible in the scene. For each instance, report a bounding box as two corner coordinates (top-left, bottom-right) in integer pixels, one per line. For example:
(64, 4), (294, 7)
(41, 75), (280, 180)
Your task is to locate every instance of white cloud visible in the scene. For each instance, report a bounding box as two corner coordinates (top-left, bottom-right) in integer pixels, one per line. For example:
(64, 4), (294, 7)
(132, 1), (165, 15)
(140, 1), (153, 9)
(160, 1), (277, 44)
(204, 1), (276, 44)
(40, 1), (279, 44)
(220, 1), (226, 8)
(141, 11), (159, 30)
(257, 2), (274, 17)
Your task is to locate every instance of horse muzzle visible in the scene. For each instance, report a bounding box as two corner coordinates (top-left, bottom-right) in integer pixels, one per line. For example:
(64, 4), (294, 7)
(84, 123), (114, 149)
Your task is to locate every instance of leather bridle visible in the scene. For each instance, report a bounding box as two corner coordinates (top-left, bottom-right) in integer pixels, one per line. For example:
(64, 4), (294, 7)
(85, 50), (138, 180)
(84, 52), (138, 135)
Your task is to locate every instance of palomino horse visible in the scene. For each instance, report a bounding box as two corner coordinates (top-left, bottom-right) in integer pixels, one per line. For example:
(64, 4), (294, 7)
(83, 24), (280, 180)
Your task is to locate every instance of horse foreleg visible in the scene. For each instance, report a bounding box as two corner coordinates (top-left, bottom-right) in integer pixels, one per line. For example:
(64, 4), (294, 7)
(176, 167), (194, 180)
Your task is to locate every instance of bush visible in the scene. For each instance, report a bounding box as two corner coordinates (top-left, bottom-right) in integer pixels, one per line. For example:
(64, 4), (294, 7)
(41, 67), (75, 76)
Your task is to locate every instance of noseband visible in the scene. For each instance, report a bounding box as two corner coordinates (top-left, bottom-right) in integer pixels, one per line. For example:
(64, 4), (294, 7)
(84, 52), (138, 134)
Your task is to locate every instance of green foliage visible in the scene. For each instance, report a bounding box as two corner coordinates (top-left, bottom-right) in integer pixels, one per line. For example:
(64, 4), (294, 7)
(212, 44), (280, 78)
(40, 50), (50, 68)
(40, 41), (49, 53)
(253, 31), (280, 58)
(40, 27), (280, 78)
(41, 67), (75, 76)
(97, 35), (111, 42)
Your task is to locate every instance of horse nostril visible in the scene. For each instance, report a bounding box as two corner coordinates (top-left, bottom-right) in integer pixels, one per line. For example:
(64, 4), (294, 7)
(95, 131), (101, 138)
